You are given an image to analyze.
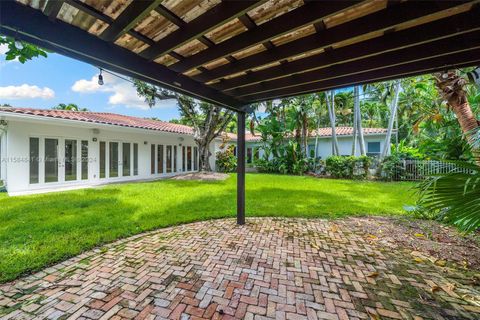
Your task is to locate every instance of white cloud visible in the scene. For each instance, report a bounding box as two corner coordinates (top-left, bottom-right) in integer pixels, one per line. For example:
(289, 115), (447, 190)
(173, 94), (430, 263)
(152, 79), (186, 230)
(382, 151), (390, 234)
(0, 84), (55, 99)
(108, 82), (152, 110)
(0, 44), (20, 67)
(71, 72), (176, 110)
(0, 44), (9, 55)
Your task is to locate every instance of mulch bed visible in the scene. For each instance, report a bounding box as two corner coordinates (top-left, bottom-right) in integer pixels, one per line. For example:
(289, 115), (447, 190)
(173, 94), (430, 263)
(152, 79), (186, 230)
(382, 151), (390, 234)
(348, 216), (480, 270)
(170, 172), (229, 181)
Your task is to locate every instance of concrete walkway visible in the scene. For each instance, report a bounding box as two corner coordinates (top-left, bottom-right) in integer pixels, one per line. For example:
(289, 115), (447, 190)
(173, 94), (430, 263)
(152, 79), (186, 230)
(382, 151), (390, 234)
(0, 218), (478, 319)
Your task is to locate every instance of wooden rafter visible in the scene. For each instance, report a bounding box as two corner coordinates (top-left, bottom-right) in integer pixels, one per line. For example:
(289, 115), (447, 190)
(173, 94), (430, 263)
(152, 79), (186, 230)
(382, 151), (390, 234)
(140, 1), (264, 60)
(64, 0), (156, 46)
(153, 4), (212, 50)
(169, 1), (359, 73)
(233, 32), (480, 98)
(99, 0), (162, 42)
(244, 48), (480, 102)
(214, 8), (480, 92)
(1, 0), (479, 109)
(194, 0), (475, 84)
(0, 1), (244, 109)
(44, 0), (64, 20)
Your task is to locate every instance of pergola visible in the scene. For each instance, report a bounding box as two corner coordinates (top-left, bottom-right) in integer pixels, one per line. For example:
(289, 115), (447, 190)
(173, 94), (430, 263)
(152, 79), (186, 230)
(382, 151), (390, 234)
(1, 0), (479, 224)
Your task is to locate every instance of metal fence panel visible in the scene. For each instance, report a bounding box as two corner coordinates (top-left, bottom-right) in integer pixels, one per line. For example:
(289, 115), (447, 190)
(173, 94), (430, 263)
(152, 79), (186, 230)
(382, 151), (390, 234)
(394, 160), (472, 181)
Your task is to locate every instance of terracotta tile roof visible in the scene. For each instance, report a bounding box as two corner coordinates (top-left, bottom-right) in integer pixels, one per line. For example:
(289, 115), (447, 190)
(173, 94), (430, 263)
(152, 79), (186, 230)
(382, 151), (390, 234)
(0, 107), (387, 141)
(230, 127), (388, 142)
(0, 107), (194, 135)
(313, 127), (388, 137)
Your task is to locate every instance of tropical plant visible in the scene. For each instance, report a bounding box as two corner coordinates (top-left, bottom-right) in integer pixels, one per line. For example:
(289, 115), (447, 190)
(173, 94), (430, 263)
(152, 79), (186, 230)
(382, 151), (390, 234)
(416, 161), (479, 232)
(379, 142), (426, 181)
(412, 69), (480, 232)
(215, 145), (237, 173)
(325, 155), (372, 179)
(434, 70), (479, 162)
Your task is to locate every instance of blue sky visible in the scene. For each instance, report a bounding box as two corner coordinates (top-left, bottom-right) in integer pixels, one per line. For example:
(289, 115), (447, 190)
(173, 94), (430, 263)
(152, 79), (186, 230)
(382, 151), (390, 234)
(0, 48), (181, 120)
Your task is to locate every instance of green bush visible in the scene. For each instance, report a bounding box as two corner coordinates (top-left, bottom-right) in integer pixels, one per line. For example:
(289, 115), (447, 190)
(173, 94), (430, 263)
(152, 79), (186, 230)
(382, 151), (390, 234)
(255, 141), (313, 175)
(325, 156), (372, 179)
(216, 145), (237, 173)
(379, 144), (426, 181)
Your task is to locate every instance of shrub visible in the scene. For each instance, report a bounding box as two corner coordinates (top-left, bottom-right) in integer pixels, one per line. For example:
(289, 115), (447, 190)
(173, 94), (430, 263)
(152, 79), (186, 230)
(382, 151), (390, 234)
(325, 156), (372, 179)
(216, 145), (237, 173)
(379, 154), (404, 181)
(379, 145), (425, 181)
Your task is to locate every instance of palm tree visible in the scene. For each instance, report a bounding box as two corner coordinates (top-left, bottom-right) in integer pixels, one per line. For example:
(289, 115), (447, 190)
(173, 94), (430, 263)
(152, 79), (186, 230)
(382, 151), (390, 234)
(52, 103), (89, 111)
(353, 86), (366, 155)
(313, 92), (328, 158)
(334, 91), (353, 126)
(416, 70), (480, 233)
(434, 70), (480, 163)
(326, 91), (340, 155)
(381, 80), (401, 158)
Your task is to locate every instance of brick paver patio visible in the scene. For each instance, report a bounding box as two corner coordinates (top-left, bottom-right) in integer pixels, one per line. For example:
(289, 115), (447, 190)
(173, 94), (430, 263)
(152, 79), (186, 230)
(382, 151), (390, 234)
(1, 218), (479, 320)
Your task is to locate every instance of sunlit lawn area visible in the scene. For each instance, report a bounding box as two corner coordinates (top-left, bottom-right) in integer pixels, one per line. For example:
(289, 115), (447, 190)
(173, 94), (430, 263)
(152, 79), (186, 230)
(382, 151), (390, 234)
(0, 173), (415, 282)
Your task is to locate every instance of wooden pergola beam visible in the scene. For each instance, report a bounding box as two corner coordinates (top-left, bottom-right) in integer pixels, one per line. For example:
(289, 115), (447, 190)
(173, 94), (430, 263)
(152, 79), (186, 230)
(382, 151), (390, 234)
(140, 1), (265, 60)
(0, 1), (244, 110)
(232, 32), (480, 98)
(64, 0), (156, 46)
(44, 0), (64, 20)
(244, 48), (480, 102)
(212, 8), (480, 92)
(99, 0), (162, 42)
(168, 1), (358, 73)
(194, 0), (475, 83)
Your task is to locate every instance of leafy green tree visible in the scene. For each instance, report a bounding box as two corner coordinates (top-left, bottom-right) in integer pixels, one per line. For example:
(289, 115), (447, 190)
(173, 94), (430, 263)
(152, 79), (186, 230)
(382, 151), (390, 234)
(0, 37), (48, 63)
(52, 103), (89, 111)
(133, 80), (234, 172)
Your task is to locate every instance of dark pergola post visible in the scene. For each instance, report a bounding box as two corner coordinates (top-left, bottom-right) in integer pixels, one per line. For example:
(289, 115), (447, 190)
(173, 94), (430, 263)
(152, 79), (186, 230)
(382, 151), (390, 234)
(237, 111), (246, 225)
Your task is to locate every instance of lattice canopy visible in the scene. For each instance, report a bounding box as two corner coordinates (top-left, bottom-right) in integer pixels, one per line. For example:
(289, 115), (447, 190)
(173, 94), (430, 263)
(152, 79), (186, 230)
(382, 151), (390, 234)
(1, 0), (480, 111)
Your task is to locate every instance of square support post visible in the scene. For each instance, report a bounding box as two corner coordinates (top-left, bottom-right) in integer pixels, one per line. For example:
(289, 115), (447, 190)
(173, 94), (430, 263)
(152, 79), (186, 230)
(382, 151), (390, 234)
(237, 111), (246, 225)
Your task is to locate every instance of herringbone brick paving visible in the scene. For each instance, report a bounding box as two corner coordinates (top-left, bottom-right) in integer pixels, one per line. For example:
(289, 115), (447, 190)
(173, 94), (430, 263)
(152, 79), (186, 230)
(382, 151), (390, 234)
(0, 218), (478, 319)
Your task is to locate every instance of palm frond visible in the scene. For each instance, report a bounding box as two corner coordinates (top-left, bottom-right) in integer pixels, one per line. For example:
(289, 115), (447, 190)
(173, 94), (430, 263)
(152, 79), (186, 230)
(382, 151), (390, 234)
(417, 160), (480, 232)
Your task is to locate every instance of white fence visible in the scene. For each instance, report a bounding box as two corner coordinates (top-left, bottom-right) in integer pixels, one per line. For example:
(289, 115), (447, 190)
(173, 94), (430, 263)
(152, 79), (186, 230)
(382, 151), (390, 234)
(393, 160), (472, 181)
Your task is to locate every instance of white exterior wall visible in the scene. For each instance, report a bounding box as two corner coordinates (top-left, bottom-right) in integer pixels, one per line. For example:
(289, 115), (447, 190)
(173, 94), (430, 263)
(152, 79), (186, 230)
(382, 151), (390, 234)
(312, 135), (386, 159)
(2, 116), (198, 195)
(212, 134), (386, 171)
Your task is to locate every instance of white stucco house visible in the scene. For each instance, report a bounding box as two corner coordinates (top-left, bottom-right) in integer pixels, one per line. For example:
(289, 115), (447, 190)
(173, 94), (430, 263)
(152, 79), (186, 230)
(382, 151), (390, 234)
(0, 107), (388, 195)
(0, 107), (205, 195)
(216, 127), (389, 165)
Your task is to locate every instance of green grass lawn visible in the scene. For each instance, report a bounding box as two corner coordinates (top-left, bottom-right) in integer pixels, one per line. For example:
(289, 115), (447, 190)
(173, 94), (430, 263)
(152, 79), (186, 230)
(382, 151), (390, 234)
(0, 174), (415, 283)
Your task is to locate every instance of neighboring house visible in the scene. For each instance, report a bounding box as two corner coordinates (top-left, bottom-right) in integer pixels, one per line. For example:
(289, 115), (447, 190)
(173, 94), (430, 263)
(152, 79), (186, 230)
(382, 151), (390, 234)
(215, 127), (389, 164)
(0, 107), (389, 195)
(0, 107), (204, 195)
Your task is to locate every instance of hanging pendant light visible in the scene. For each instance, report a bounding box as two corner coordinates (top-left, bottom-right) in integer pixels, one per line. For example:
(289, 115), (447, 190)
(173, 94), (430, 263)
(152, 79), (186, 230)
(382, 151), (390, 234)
(98, 68), (104, 85)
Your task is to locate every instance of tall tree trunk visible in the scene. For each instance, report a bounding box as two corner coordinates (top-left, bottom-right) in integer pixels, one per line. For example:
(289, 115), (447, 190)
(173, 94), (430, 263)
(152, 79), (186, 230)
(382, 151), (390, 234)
(351, 89), (358, 155)
(326, 91), (340, 155)
(314, 107), (320, 159)
(197, 138), (213, 172)
(355, 86), (366, 155)
(435, 71), (480, 162)
(381, 80), (401, 158)
(302, 111), (308, 156)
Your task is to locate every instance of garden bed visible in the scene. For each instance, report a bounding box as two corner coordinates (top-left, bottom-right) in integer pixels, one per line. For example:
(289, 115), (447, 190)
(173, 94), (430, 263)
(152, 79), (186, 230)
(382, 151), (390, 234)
(349, 216), (480, 270)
